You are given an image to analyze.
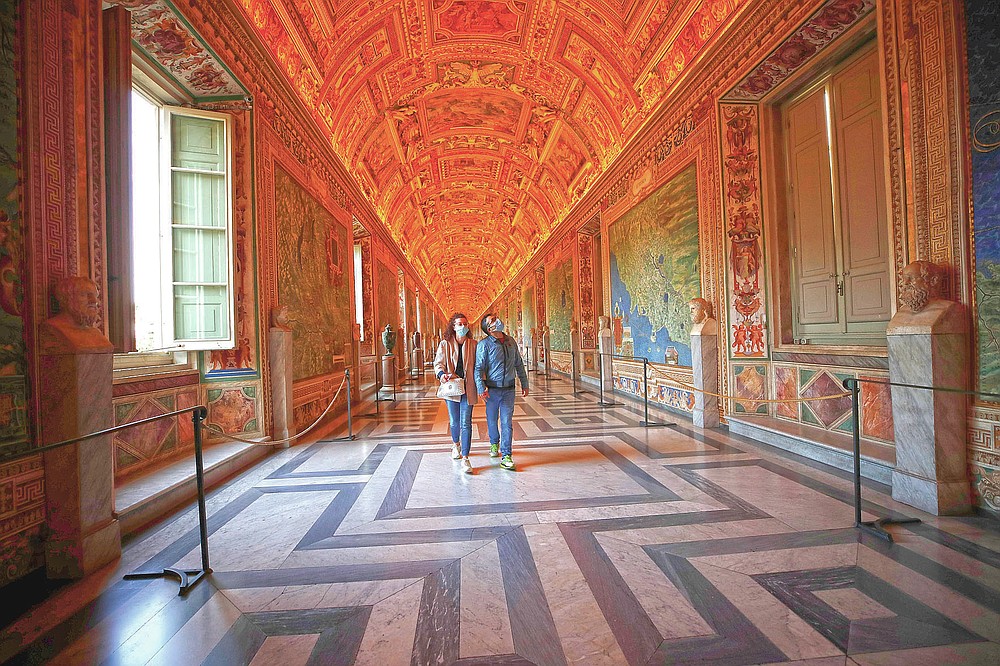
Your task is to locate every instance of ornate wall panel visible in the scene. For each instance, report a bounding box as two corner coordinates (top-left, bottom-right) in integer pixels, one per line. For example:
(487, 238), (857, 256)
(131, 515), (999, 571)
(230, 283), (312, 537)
(359, 236), (375, 356)
(719, 103), (767, 361)
(577, 232), (596, 349)
(965, 0), (1000, 509)
(545, 253), (573, 351)
(112, 379), (199, 478)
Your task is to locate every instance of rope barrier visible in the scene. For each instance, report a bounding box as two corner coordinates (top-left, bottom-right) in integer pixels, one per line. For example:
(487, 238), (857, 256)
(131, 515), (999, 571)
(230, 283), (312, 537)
(203, 374), (349, 445)
(642, 363), (852, 404)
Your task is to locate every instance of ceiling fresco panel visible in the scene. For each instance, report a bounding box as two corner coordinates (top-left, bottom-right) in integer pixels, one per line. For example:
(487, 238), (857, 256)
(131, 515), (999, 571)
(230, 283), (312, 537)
(239, 0), (746, 314)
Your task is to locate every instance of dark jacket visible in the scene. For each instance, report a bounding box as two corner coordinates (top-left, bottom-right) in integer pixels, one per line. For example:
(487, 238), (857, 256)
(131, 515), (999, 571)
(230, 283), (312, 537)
(474, 333), (528, 394)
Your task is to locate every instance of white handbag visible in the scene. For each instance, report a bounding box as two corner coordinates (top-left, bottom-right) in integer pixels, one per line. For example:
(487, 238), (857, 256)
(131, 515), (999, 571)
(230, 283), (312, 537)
(437, 378), (465, 401)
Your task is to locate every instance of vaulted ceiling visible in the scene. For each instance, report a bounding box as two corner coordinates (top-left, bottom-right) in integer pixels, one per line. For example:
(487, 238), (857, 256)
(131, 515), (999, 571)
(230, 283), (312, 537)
(236, 0), (747, 315)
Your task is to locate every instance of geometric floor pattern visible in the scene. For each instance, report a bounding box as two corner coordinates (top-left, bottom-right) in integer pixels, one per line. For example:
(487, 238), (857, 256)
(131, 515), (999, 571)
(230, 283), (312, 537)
(3, 375), (1000, 665)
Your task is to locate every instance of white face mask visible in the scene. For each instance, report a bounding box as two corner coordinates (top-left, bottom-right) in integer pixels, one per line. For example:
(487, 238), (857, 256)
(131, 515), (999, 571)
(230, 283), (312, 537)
(454, 324), (468, 337)
(490, 318), (505, 333)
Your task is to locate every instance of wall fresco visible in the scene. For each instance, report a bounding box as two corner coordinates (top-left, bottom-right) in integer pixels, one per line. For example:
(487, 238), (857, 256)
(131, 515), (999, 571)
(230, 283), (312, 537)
(0, 0), (26, 449)
(546, 255), (574, 351)
(608, 164), (699, 366)
(274, 167), (350, 381)
(967, 0), (1000, 510)
(578, 233), (596, 349)
(522, 283), (535, 341)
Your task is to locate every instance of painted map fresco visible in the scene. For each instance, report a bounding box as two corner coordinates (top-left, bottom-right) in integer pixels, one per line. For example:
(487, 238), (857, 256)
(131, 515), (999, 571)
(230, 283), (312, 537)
(969, 0), (1000, 396)
(275, 168), (350, 381)
(376, 259), (400, 354)
(0, 1), (27, 447)
(547, 256), (574, 351)
(608, 164), (700, 366)
(522, 284), (536, 342)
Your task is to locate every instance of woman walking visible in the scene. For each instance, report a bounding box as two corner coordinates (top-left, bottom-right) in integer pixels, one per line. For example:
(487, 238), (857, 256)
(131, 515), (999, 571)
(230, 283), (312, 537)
(434, 313), (479, 474)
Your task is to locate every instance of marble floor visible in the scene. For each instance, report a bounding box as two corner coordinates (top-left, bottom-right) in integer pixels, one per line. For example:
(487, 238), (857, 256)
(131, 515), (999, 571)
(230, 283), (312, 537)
(3, 375), (1000, 665)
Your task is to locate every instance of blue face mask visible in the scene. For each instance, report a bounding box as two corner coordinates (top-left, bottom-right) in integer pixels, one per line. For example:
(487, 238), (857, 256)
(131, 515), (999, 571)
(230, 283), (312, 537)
(454, 325), (469, 337)
(491, 318), (505, 333)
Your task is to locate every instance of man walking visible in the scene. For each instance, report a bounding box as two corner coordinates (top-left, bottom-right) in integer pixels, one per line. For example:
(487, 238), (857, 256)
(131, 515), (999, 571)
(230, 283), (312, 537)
(475, 313), (529, 470)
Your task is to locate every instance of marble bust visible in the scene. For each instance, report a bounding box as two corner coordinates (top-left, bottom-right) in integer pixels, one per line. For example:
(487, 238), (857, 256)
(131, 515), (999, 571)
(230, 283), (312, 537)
(270, 305), (293, 331)
(39, 276), (113, 354)
(688, 297), (718, 335)
(889, 260), (964, 335)
(381, 324), (397, 355)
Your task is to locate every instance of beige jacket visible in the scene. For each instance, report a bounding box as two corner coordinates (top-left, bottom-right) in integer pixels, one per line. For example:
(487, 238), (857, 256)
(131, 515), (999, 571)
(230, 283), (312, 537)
(433, 337), (479, 405)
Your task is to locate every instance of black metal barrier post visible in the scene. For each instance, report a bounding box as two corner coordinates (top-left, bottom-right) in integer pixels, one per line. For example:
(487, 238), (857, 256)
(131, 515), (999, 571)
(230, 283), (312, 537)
(639, 357), (672, 428)
(571, 351), (579, 394)
(124, 406), (211, 594)
(356, 358), (380, 418)
(329, 369), (355, 441)
(525, 345), (535, 373)
(596, 352), (620, 407)
(843, 377), (919, 542)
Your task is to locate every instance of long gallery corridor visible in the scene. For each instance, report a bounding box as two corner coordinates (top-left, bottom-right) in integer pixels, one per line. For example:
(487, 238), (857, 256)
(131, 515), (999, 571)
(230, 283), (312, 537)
(4, 375), (1000, 665)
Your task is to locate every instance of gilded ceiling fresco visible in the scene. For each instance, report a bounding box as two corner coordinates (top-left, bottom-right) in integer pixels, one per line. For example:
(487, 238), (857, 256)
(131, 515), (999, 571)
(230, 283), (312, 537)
(235, 0), (748, 314)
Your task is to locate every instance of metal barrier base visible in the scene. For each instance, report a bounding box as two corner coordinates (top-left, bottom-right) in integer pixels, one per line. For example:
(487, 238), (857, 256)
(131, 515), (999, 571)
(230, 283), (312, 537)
(857, 517), (921, 543)
(639, 420), (673, 428)
(124, 567), (209, 596)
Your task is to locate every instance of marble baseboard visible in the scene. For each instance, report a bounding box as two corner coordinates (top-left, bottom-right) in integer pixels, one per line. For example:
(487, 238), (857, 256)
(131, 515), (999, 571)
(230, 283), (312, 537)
(890, 471), (972, 516)
(727, 417), (893, 485)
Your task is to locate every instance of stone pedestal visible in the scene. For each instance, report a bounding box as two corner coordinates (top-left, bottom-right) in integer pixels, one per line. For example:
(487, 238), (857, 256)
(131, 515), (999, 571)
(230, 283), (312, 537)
(38, 326), (120, 579)
(887, 301), (970, 515)
(598, 329), (613, 393)
(381, 354), (397, 389)
(410, 348), (423, 377)
(570, 327), (581, 386)
(690, 317), (720, 429)
(269, 327), (294, 447)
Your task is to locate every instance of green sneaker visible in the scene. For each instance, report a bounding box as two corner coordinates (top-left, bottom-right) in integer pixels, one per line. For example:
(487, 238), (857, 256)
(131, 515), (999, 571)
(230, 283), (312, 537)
(500, 455), (515, 471)
(489, 443), (500, 458)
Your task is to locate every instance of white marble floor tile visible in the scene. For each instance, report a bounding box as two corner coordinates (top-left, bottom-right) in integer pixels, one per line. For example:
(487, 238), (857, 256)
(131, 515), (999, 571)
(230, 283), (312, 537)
(282, 540), (489, 567)
(145, 591), (243, 666)
(693, 560), (844, 661)
(813, 588), (895, 620)
(594, 533), (714, 640)
(859, 547), (1000, 643)
(353, 579), (425, 666)
(690, 543), (860, 575)
(524, 522), (627, 665)
(249, 634), (320, 666)
(459, 540), (515, 658)
(534, 499), (724, 524)
(255, 475), (373, 487)
(849, 641), (1000, 665)
(173, 490), (338, 571)
(886, 531), (1000, 593)
(697, 466), (877, 530)
(337, 447), (409, 533)
(296, 440), (381, 473)
(603, 517), (796, 546)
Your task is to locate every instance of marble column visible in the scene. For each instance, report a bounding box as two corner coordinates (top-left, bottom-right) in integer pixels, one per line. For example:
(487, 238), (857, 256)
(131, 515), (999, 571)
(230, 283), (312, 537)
(690, 317), (720, 429)
(887, 299), (970, 515)
(598, 316), (614, 394)
(38, 279), (120, 579)
(269, 327), (294, 446)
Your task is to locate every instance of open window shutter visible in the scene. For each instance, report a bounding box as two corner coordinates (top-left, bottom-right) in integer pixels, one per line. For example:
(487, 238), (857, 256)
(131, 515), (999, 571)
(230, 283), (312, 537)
(832, 48), (892, 324)
(166, 111), (233, 348)
(787, 86), (839, 325)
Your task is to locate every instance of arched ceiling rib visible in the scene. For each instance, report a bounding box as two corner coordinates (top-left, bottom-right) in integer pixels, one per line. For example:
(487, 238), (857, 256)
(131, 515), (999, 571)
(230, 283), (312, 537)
(237, 0), (747, 314)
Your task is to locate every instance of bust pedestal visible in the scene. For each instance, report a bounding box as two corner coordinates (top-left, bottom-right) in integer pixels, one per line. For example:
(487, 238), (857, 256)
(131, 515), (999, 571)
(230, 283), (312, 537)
(598, 330), (613, 393)
(381, 354), (397, 390)
(691, 317), (720, 428)
(38, 320), (120, 579)
(269, 326), (294, 447)
(887, 301), (971, 515)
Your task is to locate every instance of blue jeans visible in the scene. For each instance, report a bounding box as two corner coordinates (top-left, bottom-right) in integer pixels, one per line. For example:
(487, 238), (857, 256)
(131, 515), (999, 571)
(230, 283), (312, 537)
(445, 394), (474, 456)
(484, 386), (516, 456)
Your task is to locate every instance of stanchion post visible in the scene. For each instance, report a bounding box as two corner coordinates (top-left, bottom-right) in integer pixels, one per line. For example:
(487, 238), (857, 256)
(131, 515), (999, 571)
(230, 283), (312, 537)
(346, 369), (354, 439)
(193, 407), (211, 573)
(572, 351), (578, 393)
(843, 377), (919, 542)
(639, 358), (671, 428)
(597, 352), (620, 407)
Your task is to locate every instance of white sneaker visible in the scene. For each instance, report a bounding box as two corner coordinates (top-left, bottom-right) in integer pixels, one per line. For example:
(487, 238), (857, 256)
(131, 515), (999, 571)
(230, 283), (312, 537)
(462, 457), (473, 474)
(451, 444), (461, 459)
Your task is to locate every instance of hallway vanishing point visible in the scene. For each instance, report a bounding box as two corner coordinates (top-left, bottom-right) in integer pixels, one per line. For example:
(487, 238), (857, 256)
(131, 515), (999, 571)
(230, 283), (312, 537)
(5, 375), (1000, 665)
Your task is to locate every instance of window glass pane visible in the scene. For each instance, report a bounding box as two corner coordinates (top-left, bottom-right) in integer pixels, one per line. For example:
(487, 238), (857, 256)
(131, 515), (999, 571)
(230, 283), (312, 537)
(130, 90), (164, 352)
(172, 228), (227, 284)
(173, 285), (230, 340)
(171, 115), (225, 172)
(172, 172), (225, 227)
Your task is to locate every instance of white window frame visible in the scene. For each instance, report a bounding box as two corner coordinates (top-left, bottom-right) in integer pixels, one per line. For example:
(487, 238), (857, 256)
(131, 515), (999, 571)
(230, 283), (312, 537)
(158, 105), (236, 351)
(114, 82), (235, 377)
